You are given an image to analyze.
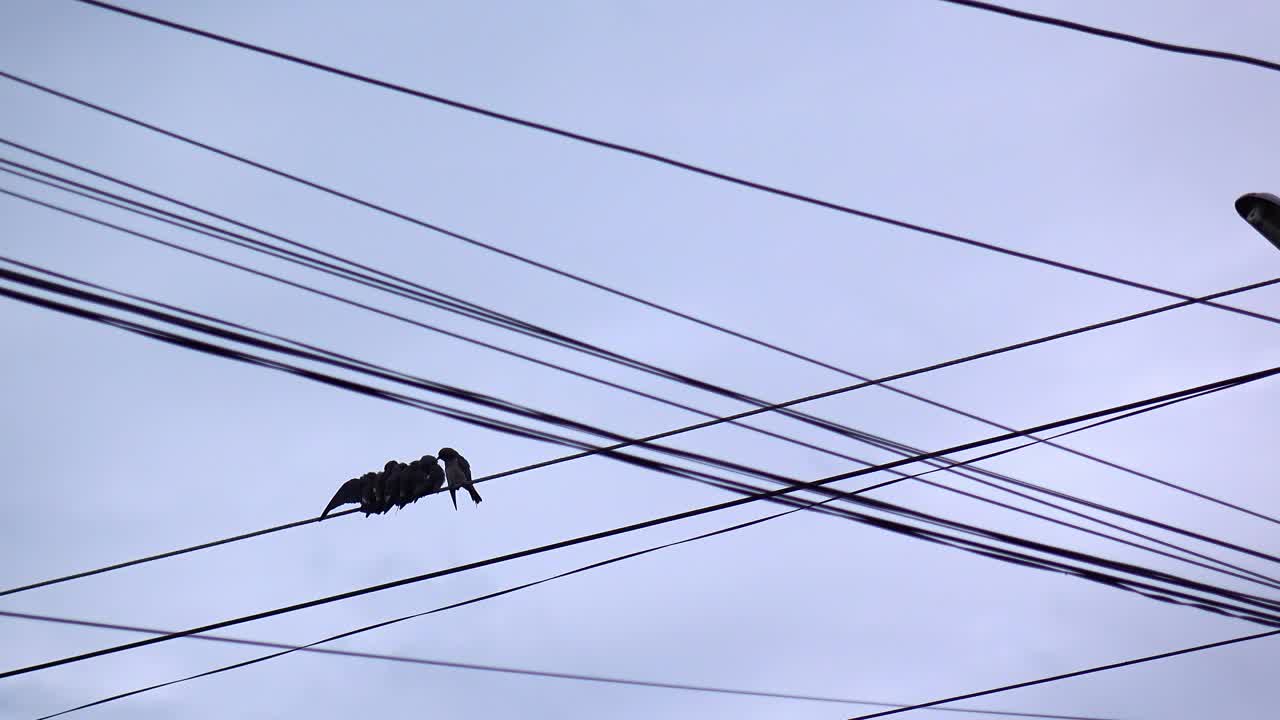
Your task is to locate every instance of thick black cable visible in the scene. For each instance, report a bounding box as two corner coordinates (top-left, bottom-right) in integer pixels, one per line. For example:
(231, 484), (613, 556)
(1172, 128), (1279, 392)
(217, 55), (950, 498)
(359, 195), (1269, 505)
(23, 391), (1280, 717)
(7, 170), (1122, 541)
(848, 627), (1280, 719)
(0, 262), (1021, 541)
(7, 249), (1270, 597)
(0, 617), (1107, 720)
(8, 168), (1279, 564)
(9, 260), (1271, 607)
(24, 395), (1280, 717)
(0, 267), (1264, 604)
(3, 238), (1276, 583)
(2, 282), (1270, 606)
(8, 82), (1280, 535)
(54, 4), (1280, 329)
(0, 508), (355, 598)
(4, 361), (1278, 681)
(2, 254), (1276, 599)
(4, 134), (1255, 534)
(26, 491), (1157, 720)
(937, 0), (1280, 75)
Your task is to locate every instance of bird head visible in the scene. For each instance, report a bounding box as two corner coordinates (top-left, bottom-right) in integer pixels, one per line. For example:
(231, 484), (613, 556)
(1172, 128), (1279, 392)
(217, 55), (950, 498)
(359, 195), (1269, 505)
(437, 447), (458, 461)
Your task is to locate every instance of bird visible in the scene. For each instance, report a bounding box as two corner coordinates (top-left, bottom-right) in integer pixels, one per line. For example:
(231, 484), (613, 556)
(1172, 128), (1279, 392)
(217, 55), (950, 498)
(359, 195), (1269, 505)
(438, 447), (481, 509)
(419, 454), (447, 500)
(399, 455), (443, 508)
(321, 475), (364, 519)
(380, 460), (407, 514)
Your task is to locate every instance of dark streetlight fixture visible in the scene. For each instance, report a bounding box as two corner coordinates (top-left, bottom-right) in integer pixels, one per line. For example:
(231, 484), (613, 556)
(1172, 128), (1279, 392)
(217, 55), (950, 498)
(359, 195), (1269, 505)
(1235, 192), (1280, 251)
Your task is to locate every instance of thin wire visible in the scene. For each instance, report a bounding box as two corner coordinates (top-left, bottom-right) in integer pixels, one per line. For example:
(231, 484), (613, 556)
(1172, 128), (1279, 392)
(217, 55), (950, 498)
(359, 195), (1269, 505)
(7, 90), (1280, 534)
(56, 3), (1280, 328)
(25, 383), (1280, 717)
(936, 0), (1280, 74)
(10, 81), (1280, 546)
(3, 278), (1273, 608)
(4, 361), (1278, 681)
(0, 612), (1114, 720)
(5, 246), (1271, 595)
(7, 166), (1280, 555)
(5, 134), (1264, 532)
(7, 260), (1269, 607)
(848, 627), (1280, 719)
(2, 262), (1276, 599)
(8, 222), (1280, 578)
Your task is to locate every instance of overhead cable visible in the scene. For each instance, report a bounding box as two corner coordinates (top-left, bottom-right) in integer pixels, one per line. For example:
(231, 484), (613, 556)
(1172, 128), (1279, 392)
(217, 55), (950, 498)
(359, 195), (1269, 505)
(7, 166), (1279, 565)
(49, 5), (1280, 328)
(936, 0), (1280, 75)
(4, 361), (1279, 681)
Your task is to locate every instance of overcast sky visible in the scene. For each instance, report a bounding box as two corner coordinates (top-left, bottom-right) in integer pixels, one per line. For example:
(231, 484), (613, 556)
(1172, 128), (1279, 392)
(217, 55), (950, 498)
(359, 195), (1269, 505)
(3, 1), (1279, 718)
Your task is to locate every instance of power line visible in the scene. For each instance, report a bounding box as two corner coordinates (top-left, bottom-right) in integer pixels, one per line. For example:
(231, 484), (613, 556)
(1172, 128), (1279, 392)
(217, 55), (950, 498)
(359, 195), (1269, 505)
(8, 204), (1280, 577)
(7, 178), (1274, 589)
(56, 3), (1280, 328)
(1, 276), (1272, 613)
(23, 397), (1280, 717)
(936, 0), (1280, 75)
(2, 257), (1276, 599)
(4, 130), (1262, 534)
(8, 162), (1280, 564)
(4, 363), (1278, 681)
(9, 79), (1280, 540)
(22, 389), (1280, 717)
(0, 611), (1114, 720)
(848, 627), (1280, 719)
(8, 253), (1270, 597)
(7, 263), (1274, 614)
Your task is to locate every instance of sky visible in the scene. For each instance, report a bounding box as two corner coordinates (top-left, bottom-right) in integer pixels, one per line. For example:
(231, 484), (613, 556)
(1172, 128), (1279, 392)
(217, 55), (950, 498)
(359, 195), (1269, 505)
(2, 1), (1279, 718)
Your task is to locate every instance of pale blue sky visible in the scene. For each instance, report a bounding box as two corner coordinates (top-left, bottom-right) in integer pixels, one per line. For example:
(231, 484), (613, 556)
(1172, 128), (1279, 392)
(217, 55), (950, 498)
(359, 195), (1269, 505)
(2, 2), (1279, 718)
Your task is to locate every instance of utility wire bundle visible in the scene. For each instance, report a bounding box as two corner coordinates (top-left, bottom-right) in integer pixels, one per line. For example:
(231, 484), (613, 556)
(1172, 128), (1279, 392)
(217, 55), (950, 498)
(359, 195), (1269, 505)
(5, 2), (1280, 717)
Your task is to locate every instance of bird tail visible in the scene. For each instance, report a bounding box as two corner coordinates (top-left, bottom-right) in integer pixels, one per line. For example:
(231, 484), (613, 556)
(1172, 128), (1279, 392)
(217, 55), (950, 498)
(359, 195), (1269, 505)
(321, 478), (363, 519)
(449, 486), (458, 510)
(466, 485), (483, 505)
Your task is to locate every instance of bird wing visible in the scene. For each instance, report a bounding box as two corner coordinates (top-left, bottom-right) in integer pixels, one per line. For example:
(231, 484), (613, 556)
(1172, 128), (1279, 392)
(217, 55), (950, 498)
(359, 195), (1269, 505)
(321, 477), (364, 518)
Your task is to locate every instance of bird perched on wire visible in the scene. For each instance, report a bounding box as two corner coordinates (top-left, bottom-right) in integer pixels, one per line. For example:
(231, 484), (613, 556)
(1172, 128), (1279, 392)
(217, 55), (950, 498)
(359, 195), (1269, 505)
(439, 447), (482, 509)
(320, 455), (449, 518)
(399, 455), (446, 509)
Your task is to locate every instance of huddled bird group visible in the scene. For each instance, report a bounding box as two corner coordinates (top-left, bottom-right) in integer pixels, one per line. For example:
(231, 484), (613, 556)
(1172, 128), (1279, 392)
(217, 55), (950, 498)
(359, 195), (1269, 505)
(321, 447), (481, 518)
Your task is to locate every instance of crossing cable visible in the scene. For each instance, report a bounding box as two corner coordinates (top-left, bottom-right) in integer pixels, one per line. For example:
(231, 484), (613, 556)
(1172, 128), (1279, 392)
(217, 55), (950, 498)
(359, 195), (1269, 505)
(4, 361), (1279, 681)
(936, 0), (1280, 75)
(20, 390), (1280, 717)
(4, 168), (1098, 520)
(6, 166), (1279, 554)
(4, 79), (1279, 532)
(0, 612), (1113, 720)
(2, 245), (1276, 591)
(29, 458), (1271, 720)
(0, 272), (1272, 603)
(22, 493), (1173, 720)
(2, 260), (1277, 599)
(51, 5), (1280, 330)
(7, 264), (1276, 606)
(5, 255), (1278, 598)
(19, 390), (1280, 718)
(847, 628), (1280, 719)
(5, 182), (1269, 593)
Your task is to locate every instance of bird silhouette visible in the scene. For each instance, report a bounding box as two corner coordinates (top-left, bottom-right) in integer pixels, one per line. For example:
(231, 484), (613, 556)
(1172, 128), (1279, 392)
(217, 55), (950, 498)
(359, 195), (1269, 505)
(438, 447), (481, 509)
(380, 460), (407, 514)
(321, 475), (364, 518)
(320, 454), (453, 518)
